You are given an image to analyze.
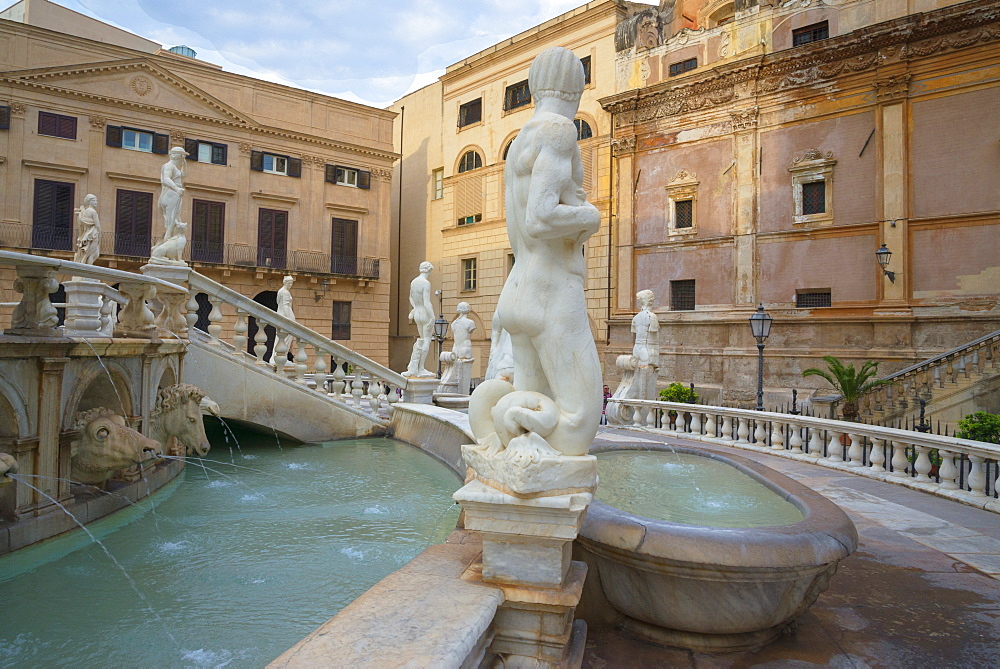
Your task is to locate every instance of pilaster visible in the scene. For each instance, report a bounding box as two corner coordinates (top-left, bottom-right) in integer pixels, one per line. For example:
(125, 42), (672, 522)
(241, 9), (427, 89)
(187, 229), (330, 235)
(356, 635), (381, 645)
(3, 102), (25, 225)
(36, 357), (71, 510)
(611, 137), (636, 313)
(731, 107), (759, 306)
(875, 75), (910, 309)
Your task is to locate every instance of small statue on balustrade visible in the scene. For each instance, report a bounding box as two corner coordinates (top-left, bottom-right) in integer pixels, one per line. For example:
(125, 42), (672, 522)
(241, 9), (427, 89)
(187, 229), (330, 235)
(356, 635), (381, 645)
(73, 194), (101, 266)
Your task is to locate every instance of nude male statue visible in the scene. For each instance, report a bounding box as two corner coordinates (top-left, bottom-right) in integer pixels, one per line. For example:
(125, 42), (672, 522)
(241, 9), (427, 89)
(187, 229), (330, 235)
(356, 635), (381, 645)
(472, 47), (602, 459)
(405, 261), (436, 377)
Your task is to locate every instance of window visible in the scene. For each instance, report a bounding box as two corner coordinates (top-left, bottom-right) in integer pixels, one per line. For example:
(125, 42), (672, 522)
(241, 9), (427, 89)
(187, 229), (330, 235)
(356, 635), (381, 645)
(185, 138), (227, 165)
(331, 217), (358, 275)
(458, 150), (482, 173)
(123, 129), (153, 152)
(793, 21), (829, 47)
(789, 149), (835, 224)
(0, 105), (9, 130)
(192, 200), (225, 263)
(433, 168), (444, 199)
(666, 170), (699, 234)
(796, 290), (831, 308)
(669, 58), (697, 77)
(504, 80), (531, 111)
(32, 179), (74, 251)
(324, 164), (371, 189)
(332, 301), (352, 340)
(257, 208), (288, 269)
(507, 252), (516, 275)
(105, 125), (168, 153)
(670, 279), (695, 311)
(38, 111), (77, 140)
(580, 56), (591, 85)
(114, 189), (154, 257)
(251, 150), (302, 178)
(574, 119), (593, 141)
(801, 181), (826, 215)
(458, 98), (482, 127)
(462, 257), (478, 292)
(502, 138), (516, 161)
(675, 200), (693, 228)
(457, 214), (482, 227)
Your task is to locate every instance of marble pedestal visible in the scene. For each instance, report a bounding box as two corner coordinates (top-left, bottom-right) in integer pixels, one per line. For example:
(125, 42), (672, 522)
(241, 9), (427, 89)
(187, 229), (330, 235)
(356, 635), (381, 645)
(63, 279), (108, 337)
(402, 376), (438, 404)
(140, 264), (192, 337)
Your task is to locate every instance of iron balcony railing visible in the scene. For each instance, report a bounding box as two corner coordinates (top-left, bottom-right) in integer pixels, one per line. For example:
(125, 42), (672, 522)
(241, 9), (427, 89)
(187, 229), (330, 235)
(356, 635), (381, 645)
(0, 222), (379, 279)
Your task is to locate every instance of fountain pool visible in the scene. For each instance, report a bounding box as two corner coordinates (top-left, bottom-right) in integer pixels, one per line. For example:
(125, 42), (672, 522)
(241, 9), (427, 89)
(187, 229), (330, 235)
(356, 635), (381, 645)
(0, 429), (462, 668)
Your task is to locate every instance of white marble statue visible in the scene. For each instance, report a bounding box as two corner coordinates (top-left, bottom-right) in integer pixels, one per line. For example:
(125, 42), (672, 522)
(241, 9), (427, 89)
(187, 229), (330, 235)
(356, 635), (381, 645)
(405, 261), (436, 378)
(267, 275), (296, 368)
(484, 310), (514, 383)
(149, 221), (188, 265)
(73, 194), (101, 265)
(631, 289), (659, 368)
(606, 290), (660, 425)
(437, 301), (476, 395)
(158, 146), (187, 243)
(467, 46), (602, 464)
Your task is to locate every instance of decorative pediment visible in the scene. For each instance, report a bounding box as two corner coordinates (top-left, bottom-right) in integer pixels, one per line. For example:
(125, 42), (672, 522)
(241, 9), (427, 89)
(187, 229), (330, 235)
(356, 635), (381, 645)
(0, 59), (257, 126)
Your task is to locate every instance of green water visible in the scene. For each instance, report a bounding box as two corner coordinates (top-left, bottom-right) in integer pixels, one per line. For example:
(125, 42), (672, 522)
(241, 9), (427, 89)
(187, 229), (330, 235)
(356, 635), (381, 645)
(0, 431), (462, 668)
(595, 450), (804, 528)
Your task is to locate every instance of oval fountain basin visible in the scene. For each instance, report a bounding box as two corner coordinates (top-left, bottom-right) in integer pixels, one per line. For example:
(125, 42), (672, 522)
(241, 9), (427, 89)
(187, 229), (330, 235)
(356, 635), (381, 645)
(576, 445), (858, 653)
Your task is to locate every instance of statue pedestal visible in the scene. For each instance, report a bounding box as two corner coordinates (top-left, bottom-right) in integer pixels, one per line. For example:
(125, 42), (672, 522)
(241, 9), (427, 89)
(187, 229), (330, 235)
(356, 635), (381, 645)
(140, 264), (192, 337)
(401, 376), (438, 404)
(63, 279), (107, 337)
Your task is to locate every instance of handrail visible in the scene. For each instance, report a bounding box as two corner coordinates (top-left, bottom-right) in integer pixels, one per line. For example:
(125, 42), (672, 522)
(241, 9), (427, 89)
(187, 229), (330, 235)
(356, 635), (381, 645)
(880, 329), (1000, 382)
(606, 397), (1000, 509)
(0, 250), (187, 294)
(187, 271), (407, 389)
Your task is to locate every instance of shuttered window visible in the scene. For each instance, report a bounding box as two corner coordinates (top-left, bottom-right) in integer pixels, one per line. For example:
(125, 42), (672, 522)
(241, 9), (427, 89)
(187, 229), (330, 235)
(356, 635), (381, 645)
(504, 80), (531, 111)
(32, 179), (75, 251)
(106, 125), (168, 153)
(0, 106), (10, 130)
(257, 208), (288, 269)
(252, 151), (300, 178)
(38, 111), (77, 140)
(114, 189), (154, 257)
(192, 200), (225, 263)
(458, 98), (482, 127)
(184, 138), (228, 166)
(455, 174), (483, 223)
(332, 301), (351, 340)
(325, 165), (371, 189)
(580, 56), (591, 85)
(331, 217), (358, 275)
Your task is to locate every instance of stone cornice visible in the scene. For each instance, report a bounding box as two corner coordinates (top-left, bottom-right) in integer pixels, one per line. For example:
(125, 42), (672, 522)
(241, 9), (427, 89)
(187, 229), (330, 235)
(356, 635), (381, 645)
(602, 0), (1000, 127)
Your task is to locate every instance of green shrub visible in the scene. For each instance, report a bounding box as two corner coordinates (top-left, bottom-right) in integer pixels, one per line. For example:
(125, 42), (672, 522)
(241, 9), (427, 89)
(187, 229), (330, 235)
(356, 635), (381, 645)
(658, 382), (698, 404)
(956, 411), (1000, 444)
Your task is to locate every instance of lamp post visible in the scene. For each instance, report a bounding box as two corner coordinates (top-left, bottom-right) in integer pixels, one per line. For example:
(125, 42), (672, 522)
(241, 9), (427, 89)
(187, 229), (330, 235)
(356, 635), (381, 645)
(749, 304), (772, 412)
(875, 243), (895, 283)
(433, 289), (448, 378)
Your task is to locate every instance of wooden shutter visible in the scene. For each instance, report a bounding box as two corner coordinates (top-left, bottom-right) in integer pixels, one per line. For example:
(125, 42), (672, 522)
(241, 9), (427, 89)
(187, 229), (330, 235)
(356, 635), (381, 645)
(258, 208), (288, 268)
(115, 190), (153, 257)
(250, 150), (263, 171)
(58, 115), (76, 140)
(331, 217), (358, 275)
(211, 143), (227, 165)
(185, 138), (199, 161)
(456, 175), (483, 218)
(357, 170), (371, 190)
(331, 301), (351, 340)
(152, 132), (170, 154)
(106, 125), (122, 147)
(287, 157), (302, 178)
(193, 200), (224, 262)
(0, 106), (9, 130)
(325, 164), (336, 184)
(581, 144), (593, 193)
(32, 179), (74, 251)
(38, 111), (58, 136)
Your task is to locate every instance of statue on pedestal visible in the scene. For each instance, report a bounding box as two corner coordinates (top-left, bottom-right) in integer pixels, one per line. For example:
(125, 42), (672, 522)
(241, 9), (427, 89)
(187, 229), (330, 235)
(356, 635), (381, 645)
(149, 147), (189, 266)
(437, 301), (476, 395)
(606, 289), (660, 425)
(405, 261), (436, 378)
(73, 194), (101, 266)
(267, 275), (296, 368)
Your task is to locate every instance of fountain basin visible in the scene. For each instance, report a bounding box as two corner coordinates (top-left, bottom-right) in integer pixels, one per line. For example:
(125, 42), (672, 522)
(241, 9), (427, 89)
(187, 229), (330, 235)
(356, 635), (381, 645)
(575, 444), (858, 652)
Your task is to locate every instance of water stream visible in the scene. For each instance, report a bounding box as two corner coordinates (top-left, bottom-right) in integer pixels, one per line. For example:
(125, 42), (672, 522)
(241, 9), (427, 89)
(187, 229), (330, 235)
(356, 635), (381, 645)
(0, 430), (462, 668)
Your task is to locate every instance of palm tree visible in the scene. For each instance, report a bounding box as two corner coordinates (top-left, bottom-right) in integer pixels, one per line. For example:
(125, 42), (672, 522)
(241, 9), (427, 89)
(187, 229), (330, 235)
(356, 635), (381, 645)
(802, 356), (889, 422)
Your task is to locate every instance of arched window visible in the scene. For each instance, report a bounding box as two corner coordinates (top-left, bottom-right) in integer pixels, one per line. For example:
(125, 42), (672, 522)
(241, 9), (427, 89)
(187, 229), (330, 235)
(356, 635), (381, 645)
(502, 136), (517, 161)
(574, 119), (593, 141)
(458, 150), (483, 173)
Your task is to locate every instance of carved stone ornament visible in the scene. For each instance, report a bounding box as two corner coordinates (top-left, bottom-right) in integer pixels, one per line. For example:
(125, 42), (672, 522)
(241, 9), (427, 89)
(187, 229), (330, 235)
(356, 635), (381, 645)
(371, 167), (393, 182)
(8, 102), (25, 117)
(792, 148), (834, 165)
(169, 129), (186, 146)
(89, 116), (107, 129)
(238, 141), (253, 155)
(730, 107), (759, 131)
(873, 74), (911, 103)
(611, 136), (636, 155)
(130, 75), (154, 96)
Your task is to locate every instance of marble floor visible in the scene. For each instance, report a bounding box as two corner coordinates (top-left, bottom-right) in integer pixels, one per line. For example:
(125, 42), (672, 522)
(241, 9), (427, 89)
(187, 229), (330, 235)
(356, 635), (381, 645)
(583, 427), (1000, 668)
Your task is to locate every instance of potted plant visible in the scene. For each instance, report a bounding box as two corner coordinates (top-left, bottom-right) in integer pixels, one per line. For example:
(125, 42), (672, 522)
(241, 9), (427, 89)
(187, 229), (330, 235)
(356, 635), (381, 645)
(658, 382), (699, 428)
(801, 356), (889, 422)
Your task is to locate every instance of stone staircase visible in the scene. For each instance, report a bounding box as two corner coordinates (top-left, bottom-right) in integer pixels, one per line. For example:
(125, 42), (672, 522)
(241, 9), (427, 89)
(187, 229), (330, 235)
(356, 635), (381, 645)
(861, 330), (1000, 430)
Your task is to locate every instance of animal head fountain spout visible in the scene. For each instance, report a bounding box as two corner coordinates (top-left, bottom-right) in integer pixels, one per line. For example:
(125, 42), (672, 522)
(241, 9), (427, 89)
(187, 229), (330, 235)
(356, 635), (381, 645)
(0, 452), (18, 484)
(72, 408), (163, 486)
(153, 384), (211, 457)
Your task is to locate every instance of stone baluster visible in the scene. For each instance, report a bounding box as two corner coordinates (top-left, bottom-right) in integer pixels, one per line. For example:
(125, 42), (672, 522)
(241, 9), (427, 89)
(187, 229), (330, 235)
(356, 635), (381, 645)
(154, 290), (188, 338)
(689, 411), (702, 436)
(937, 449), (959, 490)
(735, 417), (750, 445)
(912, 445), (933, 482)
(826, 431), (843, 463)
(971, 349), (981, 376)
(889, 441), (909, 477)
(869, 438), (887, 473)
(944, 359), (955, 385)
(369, 379), (382, 415)
(232, 311), (248, 356)
(957, 355), (967, 379)
(646, 406), (656, 428)
(6, 265), (60, 336)
(386, 383), (400, 416)
(770, 420), (784, 451)
(720, 415), (733, 443)
(807, 428), (825, 458)
(116, 282), (157, 338)
(99, 293), (116, 335)
(932, 366), (942, 389)
(704, 412), (717, 440)
(312, 346), (327, 393)
(253, 319), (269, 364)
(184, 293), (199, 332)
(674, 410), (687, 434)
(330, 360), (347, 398)
(632, 404), (646, 428)
(966, 455), (986, 496)
(846, 432), (864, 467)
(352, 375), (364, 409)
(294, 337), (308, 385)
(207, 297), (223, 344)
(787, 422), (803, 454)
(752, 419), (767, 447)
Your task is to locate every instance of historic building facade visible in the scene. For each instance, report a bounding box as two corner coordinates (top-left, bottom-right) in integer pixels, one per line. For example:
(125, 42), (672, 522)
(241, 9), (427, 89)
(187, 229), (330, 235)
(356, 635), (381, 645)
(389, 1), (630, 378)
(0, 0), (397, 363)
(602, 0), (1000, 406)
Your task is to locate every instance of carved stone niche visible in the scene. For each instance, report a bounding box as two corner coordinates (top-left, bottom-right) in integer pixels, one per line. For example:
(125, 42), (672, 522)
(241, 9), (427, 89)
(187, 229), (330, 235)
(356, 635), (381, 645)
(788, 149), (836, 227)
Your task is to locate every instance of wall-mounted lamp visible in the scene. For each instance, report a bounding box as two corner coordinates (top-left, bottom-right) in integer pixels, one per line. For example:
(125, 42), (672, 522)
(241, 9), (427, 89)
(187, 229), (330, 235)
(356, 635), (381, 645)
(314, 278), (330, 301)
(875, 243), (895, 283)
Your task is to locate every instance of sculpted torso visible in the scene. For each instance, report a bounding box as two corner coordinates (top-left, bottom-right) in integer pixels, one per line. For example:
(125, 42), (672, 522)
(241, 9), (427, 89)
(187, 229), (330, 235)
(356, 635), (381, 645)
(451, 315), (476, 359)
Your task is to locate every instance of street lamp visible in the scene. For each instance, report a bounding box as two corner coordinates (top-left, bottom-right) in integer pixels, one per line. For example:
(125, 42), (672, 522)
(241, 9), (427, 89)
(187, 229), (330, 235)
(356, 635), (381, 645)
(749, 303), (773, 412)
(875, 243), (895, 283)
(433, 289), (448, 378)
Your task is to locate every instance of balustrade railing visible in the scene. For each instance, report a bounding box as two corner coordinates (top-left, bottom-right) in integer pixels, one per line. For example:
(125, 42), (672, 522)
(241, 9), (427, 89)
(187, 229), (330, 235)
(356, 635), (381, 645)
(607, 398), (1000, 509)
(0, 250), (187, 339)
(186, 272), (406, 420)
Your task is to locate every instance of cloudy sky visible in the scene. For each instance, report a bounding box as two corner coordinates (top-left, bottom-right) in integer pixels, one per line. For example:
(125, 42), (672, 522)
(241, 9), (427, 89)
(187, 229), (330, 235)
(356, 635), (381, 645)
(40, 0), (598, 108)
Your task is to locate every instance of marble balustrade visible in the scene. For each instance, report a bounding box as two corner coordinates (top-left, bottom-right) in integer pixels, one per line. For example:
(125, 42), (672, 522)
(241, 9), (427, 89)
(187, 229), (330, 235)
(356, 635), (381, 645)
(606, 398), (1000, 512)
